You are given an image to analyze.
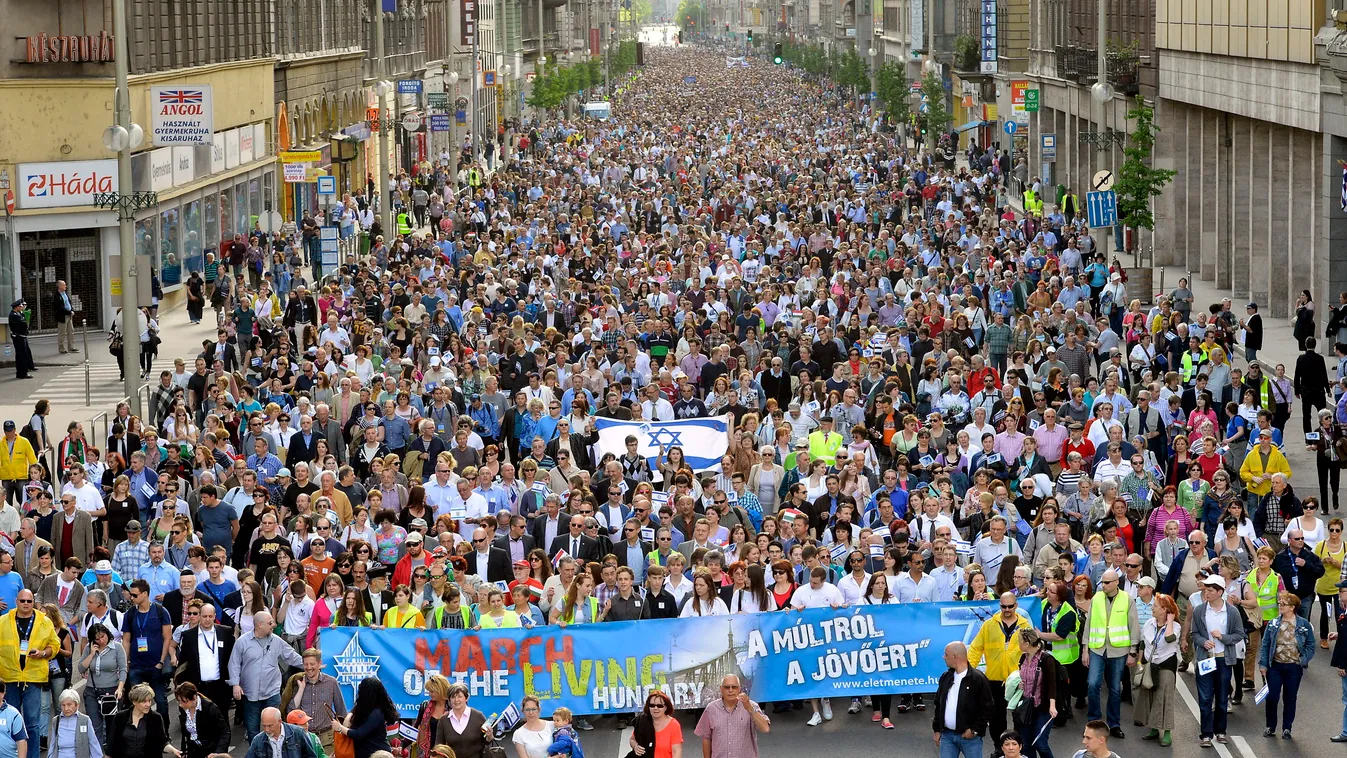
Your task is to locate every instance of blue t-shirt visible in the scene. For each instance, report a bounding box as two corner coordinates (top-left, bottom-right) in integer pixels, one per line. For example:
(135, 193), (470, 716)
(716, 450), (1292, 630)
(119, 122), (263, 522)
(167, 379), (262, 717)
(196, 502), (238, 557)
(0, 703), (26, 758)
(121, 604), (171, 669)
(0, 574), (22, 617)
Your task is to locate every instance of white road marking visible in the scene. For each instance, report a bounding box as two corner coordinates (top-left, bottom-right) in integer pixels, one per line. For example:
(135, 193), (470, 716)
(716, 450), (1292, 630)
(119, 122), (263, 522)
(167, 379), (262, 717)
(1232, 735), (1258, 758)
(1174, 674), (1241, 758)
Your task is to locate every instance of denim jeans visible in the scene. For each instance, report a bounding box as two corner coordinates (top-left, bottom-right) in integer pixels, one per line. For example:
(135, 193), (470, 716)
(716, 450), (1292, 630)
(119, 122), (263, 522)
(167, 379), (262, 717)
(1340, 670), (1347, 737)
(939, 730), (983, 758)
(127, 666), (168, 718)
(241, 694), (281, 743)
(1086, 652), (1126, 728)
(1023, 710), (1055, 758)
(1265, 660), (1304, 731)
(1195, 657), (1232, 738)
(5, 682), (44, 747)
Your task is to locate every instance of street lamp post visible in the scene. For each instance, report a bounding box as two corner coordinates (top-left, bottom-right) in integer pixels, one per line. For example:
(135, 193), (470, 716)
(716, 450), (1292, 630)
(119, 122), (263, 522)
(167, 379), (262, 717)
(374, 0), (394, 235)
(93, 0), (154, 416)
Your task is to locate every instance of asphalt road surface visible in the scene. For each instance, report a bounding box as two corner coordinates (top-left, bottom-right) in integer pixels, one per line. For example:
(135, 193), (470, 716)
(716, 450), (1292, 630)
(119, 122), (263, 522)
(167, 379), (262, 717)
(199, 662), (1347, 756)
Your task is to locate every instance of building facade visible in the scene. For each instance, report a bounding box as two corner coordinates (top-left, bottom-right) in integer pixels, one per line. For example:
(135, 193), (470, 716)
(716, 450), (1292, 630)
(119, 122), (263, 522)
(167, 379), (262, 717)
(0, 0), (276, 330)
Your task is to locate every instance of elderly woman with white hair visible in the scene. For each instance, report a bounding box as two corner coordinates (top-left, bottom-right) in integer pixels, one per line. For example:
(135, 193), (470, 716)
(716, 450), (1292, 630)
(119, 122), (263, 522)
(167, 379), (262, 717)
(48, 688), (110, 758)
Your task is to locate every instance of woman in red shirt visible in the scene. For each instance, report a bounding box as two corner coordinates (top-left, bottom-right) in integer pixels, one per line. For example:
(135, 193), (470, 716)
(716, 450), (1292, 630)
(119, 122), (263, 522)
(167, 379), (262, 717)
(629, 689), (684, 758)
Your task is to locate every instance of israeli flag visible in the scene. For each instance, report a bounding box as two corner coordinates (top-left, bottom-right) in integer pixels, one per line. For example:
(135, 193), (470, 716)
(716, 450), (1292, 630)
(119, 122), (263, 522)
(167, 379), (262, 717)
(593, 415), (732, 473)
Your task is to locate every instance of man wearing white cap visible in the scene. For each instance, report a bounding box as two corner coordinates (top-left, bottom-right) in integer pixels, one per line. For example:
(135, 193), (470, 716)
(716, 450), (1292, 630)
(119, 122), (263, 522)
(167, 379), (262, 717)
(1189, 573), (1247, 747)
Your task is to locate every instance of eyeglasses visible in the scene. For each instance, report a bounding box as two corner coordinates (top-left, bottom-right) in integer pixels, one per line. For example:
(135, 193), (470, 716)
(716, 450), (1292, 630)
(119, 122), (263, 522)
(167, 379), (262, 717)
(1332, 528), (1343, 533)
(1000, 604), (1016, 610)
(647, 702), (666, 710)
(658, 536), (671, 542)
(171, 531), (183, 536)
(1188, 540), (1202, 545)
(1125, 563), (1141, 568)
(187, 611), (199, 617)
(472, 538), (486, 543)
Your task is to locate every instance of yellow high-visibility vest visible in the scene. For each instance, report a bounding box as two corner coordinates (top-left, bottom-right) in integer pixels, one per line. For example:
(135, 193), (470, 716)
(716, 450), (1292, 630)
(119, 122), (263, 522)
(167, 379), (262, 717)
(1088, 591), (1132, 650)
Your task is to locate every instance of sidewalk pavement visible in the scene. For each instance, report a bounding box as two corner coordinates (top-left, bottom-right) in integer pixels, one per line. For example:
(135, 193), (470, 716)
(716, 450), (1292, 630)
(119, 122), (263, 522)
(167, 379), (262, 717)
(0, 294), (216, 443)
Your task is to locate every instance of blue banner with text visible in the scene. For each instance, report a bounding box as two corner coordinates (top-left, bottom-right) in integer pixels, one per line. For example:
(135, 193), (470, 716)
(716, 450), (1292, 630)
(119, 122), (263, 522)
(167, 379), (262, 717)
(320, 600), (1041, 718)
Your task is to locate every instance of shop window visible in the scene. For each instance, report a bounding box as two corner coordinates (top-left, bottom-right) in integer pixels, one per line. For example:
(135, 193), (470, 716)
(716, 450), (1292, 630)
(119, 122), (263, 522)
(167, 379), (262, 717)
(159, 207), (181, 287)
(204, 193), (219, 263)
(220, 187), (234, 240)
(250, 177), (263, 225)
(184, 199), (204, 276)
(235, 182), (249, 239)
(135, 217), (156, 260)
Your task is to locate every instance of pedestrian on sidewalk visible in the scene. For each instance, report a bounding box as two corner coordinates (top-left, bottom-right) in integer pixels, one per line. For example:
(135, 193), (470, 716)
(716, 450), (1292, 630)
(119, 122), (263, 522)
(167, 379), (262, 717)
(52, 280), (77, 354)
(8, 299), (34, 380)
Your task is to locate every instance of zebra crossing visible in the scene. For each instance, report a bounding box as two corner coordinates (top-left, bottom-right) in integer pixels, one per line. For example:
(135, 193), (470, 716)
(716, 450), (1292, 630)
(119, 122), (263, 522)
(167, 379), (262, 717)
(23, 362), (131, 408)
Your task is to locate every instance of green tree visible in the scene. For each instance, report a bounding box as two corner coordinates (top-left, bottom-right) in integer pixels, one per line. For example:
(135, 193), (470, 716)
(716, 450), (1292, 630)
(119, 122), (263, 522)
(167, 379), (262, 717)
(875, 61), (910, 124)
(920, 71), (949, 147)
(1115, 95), (1176, 249)
(675, 0), (705, 34)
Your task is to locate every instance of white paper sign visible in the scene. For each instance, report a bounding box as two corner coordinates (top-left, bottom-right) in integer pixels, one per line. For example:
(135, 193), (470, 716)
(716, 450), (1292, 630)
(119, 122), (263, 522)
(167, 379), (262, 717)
(150, 85), (214, 145)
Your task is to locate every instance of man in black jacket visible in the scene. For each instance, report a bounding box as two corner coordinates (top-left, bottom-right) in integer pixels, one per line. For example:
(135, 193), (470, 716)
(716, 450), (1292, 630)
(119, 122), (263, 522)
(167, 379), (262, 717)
(932, 641), (995, 758)
(175, 604), (234, 725)
(1294, 336), (1331, 434)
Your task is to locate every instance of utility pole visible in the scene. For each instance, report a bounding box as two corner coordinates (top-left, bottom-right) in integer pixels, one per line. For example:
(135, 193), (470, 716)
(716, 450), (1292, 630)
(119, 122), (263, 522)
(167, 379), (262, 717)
(375, 0), (394, 235)
(1094, 0), (1111, 262)
(112, 0), (140, 414)
(603, 0), (611, 98)
(472, 12), (480, 167)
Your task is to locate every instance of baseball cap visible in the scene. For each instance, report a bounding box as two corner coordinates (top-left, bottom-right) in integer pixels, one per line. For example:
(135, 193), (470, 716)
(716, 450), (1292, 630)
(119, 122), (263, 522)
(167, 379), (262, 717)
(286, 711), (312, 726)
(277, 468), (292, 478)
(410, 517), (428, 530)
(126, 520), (142, 532)
(406, 532), (425, 543)
(1136, 576), (1156, 588)
(431, 546), (448, 559)
(513, 559), (530, 568)
(1200, 574), (1226, 589)
(2, 421), (13, 432)
(94, 561), (112, 575)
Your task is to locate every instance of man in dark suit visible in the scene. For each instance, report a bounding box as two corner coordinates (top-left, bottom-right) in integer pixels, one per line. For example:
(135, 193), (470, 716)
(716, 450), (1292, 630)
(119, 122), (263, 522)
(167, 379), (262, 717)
(611, 522), (654, 575)
(175, 602), (234, 723)
(464, 528), (513, 583)
(493, 515), (536, 563)
(538, 300), (568, 332)
(285, 415), (326, 467)
(162, 570), (202, 628)
(1243, 301), (1264, 362)
(205, 329), (238, 372)
(548, 517), (599, 563)
(52, 280), (76, 354)
(1294, 336), (1331, 434)
(529, 498), (570, 552)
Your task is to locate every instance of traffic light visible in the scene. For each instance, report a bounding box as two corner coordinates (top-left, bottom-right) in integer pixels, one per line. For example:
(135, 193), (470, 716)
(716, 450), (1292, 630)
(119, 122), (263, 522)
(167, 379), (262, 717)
(746, 29), (753, 44)
(773, 42), (783, 64)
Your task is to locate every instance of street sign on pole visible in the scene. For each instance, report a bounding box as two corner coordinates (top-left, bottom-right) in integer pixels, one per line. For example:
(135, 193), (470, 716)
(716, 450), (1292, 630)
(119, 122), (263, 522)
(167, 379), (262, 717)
(396, 80), (423, 94)
(1092, 169), (1115, 192)
(1004, 121), (1017, 136)
(1086, 190), (1117, 228)
(1041, 134), (1056, 161)
(316, 176), (337, 196)
(1024, 89), (1039, 112)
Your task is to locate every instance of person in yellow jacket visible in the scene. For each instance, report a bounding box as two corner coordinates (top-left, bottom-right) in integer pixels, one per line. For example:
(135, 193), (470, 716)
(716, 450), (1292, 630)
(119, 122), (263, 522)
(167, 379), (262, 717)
(0, 421), (38, 504)
(807, 417), (845, 466)
(1239, 429), (1292, 509)
(1084, 569), (1141, 736)
(968, 591), (1031, 745)
(0, 589), (58, 747)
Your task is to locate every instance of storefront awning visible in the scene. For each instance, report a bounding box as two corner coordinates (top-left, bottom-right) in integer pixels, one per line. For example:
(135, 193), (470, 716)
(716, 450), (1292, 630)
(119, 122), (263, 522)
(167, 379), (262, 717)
(954, 120), (986, 133)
